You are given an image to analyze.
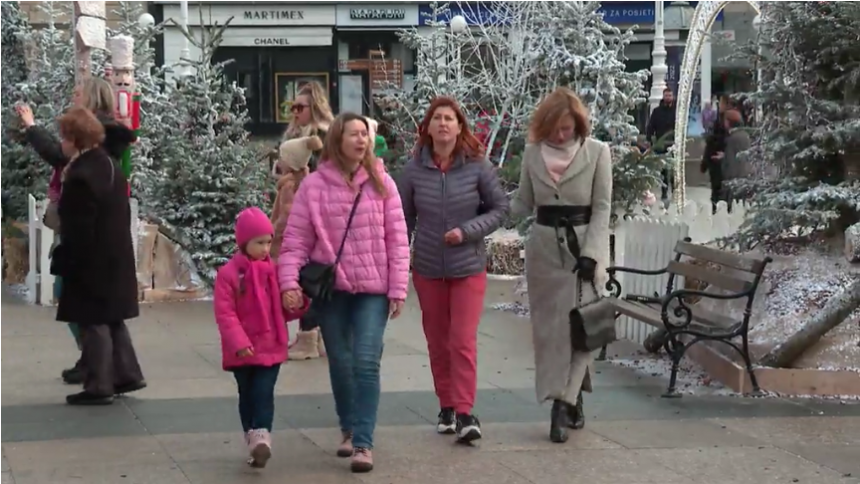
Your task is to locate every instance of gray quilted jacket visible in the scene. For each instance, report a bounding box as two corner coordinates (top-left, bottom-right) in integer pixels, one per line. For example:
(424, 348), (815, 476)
(399, 146), (510, 279)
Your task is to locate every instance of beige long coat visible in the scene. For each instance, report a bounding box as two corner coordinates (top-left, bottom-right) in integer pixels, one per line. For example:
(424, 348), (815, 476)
(512, 138), (612, 405)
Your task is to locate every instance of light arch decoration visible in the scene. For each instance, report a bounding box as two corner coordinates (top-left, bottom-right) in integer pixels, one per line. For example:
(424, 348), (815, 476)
(672, 0), (761, 211)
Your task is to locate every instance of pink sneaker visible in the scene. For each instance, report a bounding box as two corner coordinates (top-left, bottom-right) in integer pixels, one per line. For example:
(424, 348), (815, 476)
(351, 447), (373, 473)
(247, 429), (272, 468)
(337, 431), (354, 458)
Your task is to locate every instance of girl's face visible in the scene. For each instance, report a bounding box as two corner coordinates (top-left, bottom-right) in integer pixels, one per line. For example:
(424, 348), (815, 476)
(291, 94), (312, 126)
(72, 85), (86, 108)
(245, 234), (272, 261)
(341, 119), (369, 164)
(428, 106), (462, 145)
(551, 114), (576, 144)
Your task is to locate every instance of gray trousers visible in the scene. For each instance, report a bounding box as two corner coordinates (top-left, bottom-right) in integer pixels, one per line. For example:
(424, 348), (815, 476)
(80, 322), (144, 396)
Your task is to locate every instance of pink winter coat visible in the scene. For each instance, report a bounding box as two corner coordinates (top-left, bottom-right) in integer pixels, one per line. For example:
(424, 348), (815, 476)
(214, 253), (308, 370)
(278, 159), (410, 301)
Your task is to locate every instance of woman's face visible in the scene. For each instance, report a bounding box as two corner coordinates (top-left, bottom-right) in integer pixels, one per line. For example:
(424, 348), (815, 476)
(428, 106), (462, 145)
(291, 94), (312, 126)
(72, 85), (86, 108)
(551, 114), (576, 144)
(60, 136), (77, 158)
(341, 119), (369, 164)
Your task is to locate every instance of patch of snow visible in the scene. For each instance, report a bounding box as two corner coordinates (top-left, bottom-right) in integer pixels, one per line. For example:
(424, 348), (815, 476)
(606, 353), (738, 397)
(4, 283), (31, 301)
(493, 302), (530, 318)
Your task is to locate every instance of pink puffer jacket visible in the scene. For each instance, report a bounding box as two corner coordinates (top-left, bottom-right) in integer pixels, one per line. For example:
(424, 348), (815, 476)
(277, 160), (410, 301)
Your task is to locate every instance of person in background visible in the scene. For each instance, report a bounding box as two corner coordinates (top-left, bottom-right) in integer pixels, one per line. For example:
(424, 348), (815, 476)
(713, 109), (751, 212)
(52, 107), (144, 406)
(16, 77), (136, 386)
(702, 101), (718, 135)
(279, 113), (410, 473)
(276, 80), (335, 358)
(398, 96), (509, 443)
(512, 87), (612, 444)
(646, 88), (676, 203)
(214, 207), (309, 469)
(701, 101), (730, 214)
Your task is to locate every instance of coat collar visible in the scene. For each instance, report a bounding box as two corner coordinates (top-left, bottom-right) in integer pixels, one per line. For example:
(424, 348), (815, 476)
(416, 145), (468, 171)
(531, 139), (595, 188)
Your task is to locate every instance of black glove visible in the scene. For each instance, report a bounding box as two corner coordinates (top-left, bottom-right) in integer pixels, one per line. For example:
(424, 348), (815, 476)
(575, 257), (597, 282)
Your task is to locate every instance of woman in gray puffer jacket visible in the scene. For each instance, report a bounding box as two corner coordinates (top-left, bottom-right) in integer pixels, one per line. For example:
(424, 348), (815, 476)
(398, 96), (509, 444)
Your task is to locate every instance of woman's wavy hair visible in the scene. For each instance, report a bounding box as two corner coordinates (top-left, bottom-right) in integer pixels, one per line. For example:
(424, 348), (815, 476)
(321, 112), (387, 196)
(528, 87), (591, 143)
(416, 96), (485, 161)
(284, 81), (334, 140)
(79, 77), (115, 117)
(59, 106), (106, 150)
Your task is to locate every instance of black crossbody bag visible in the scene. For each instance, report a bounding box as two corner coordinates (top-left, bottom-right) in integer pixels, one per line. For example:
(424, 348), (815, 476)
(298, 185), (364, 302)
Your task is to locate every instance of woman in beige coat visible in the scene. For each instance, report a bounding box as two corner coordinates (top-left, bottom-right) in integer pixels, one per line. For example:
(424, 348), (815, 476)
(512, 87), (612, 443)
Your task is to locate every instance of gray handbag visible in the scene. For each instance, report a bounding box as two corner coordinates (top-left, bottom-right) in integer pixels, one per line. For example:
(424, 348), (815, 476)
(569, 278), (617, 352)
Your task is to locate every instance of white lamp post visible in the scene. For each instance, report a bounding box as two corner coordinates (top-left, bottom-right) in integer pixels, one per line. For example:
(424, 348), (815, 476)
(137, 12), (155, 28)
(650, 1), (668, 112)
(450, 14), (467, 83)
(178, 0), (191, 77)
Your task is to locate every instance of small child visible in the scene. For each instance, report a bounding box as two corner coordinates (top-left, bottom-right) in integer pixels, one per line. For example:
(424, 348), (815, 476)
(214, 207), (308, 468)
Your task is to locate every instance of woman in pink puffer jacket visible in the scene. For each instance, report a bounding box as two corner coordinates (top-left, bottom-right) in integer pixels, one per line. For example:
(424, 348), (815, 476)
(279, 113), (410, 474)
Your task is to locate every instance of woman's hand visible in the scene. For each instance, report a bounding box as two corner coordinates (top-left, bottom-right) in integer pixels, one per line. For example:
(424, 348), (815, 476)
(444, 228), (464, 246)
(389, 299), (405, 319)
(16, 104), (35, 128)
(576, 257), (597, 282)
(282, 289), (304, 310)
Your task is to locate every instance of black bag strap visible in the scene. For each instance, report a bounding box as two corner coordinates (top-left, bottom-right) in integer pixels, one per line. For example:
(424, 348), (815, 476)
(334, 184), (364, 266)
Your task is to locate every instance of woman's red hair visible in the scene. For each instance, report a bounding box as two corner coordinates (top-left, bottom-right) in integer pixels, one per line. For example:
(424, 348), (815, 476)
(416, 96), (485, 161)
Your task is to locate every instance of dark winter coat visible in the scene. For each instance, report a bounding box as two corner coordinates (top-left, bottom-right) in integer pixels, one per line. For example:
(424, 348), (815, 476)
(722, 128), (752, 181)
(54, 148), (139, 325)
(702, 115), (728, 179)
(646, 101), (677, 153)
(399, 145), (509, 279)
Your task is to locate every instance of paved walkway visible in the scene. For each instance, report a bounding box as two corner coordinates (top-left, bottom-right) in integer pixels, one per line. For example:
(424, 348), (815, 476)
(2, 281), (859, 484)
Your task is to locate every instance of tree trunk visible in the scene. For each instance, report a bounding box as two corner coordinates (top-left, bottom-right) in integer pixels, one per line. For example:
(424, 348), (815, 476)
(759, 278), (860, 368)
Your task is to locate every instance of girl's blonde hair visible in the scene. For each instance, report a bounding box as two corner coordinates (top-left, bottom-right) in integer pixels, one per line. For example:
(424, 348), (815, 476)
(320, 112), (387, 197)
(80, 77), (116, 117)
(284, 81), (334, 140)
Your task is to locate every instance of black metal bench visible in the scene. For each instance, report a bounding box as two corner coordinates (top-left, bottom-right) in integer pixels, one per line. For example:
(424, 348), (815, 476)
(603, 237), (772, 397)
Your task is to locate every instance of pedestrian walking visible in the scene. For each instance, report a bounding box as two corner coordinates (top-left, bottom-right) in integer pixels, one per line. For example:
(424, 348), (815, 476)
(214, 207), (309, 468)
(398, 96), (509, 443)
(279, 113), (410, 473)
(512, 87), (613, 443)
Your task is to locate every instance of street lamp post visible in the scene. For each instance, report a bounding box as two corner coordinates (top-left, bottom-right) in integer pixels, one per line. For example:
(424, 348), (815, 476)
(650, 1), (668, 112)
(179, 0), (191, 77)
(450, 14), (467, 83)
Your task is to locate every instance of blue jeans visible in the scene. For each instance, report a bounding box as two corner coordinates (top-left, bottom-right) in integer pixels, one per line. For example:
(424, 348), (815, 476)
(232, 364), (281, 433)
(317, 291), (388, 449)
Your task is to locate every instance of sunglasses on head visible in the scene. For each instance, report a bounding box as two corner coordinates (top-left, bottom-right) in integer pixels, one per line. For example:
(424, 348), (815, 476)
(290, 103), (308, 114)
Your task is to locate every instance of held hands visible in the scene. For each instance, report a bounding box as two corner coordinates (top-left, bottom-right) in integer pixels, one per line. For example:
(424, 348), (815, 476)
(237, 347), (254, 358)
(282, 289), (304, 310)
(15, 104), (35, 128)
(389, 299), (405, 319)
(712, 151), (725, 161)
(444, 228), (464, 246)
(575, 257), (597, 282)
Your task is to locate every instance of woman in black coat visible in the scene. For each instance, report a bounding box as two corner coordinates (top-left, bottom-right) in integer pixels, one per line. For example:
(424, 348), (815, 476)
(53, 106), (145, 406)
(16, 78), (136, 385)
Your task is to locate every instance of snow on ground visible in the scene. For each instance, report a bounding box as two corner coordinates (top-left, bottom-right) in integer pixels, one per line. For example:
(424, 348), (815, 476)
(606, 352), (737, 397)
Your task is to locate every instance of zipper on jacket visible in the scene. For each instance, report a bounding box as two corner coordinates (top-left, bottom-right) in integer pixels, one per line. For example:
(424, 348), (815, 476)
(441, 171), (448, 281)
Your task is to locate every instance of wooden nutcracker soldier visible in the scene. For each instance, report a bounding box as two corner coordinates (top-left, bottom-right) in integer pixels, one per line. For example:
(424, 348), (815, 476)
(108, 35), (140, 182)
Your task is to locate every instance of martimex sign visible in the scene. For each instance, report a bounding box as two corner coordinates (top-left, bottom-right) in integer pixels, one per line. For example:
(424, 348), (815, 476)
(164, 4), (336, 26)
(244, 10), (304, 21)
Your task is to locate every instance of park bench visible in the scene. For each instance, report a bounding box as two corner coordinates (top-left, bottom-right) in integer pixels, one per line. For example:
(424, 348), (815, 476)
(603, 238), (773, 397)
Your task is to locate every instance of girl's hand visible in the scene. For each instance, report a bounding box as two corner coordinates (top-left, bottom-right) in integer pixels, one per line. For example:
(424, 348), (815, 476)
(237, 347), (254, 358)
(282, 289), (303, 310)
(389, 299), (405, 319)
(16, 104), (35, 128)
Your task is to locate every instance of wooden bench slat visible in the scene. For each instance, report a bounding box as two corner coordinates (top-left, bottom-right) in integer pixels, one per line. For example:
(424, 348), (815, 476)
(667, 260), (754, 293)
(674, 241), (767, 274)
(610, 298), (741, 331)
(608, 298), (664, 328)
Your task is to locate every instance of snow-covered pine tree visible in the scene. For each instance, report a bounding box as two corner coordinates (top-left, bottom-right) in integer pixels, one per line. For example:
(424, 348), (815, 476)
(529, 1), (664, 214)
(145, 19), (267, 284)
(1, 1), (75, 220)
(729, 2), (860, 250)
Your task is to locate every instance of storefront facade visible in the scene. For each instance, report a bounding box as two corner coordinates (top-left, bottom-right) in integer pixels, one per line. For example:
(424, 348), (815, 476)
(158, 2), (338, 136)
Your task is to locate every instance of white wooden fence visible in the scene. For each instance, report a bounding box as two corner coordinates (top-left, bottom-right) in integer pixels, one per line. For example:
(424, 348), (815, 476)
(26, 195), (139, 306)
(612, 199), (748, 344)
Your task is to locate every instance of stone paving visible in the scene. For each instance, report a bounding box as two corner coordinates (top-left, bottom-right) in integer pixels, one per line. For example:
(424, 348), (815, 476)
(2, 281), (859, 484)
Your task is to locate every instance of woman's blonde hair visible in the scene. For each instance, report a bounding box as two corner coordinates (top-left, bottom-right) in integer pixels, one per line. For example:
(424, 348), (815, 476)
(79, 77), (115, 116)
(320, 112), (387, 197)
(528, 87), (591, 143)
(284, 81), (334, 139)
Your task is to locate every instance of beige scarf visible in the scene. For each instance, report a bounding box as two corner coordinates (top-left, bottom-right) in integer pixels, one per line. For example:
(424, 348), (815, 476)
(540, 138), (582, 183)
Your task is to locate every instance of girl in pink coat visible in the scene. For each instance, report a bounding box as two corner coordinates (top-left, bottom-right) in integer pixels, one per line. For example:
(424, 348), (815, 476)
(279, 113), (410, 474)
(214, 207), (308, 469)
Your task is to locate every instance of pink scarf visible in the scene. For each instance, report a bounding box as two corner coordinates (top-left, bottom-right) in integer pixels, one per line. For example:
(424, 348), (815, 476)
(233, 253), (287, 345)
(541, 138), (582, 183)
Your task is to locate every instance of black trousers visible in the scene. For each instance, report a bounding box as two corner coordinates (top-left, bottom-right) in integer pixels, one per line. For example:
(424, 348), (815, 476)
(80, 322), (144, 396)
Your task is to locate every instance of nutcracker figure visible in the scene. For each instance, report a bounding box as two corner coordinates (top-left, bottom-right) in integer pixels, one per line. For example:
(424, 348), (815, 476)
(108, 35), (139, 181)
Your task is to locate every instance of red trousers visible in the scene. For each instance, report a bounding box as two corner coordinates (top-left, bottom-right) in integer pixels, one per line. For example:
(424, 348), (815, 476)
(413, 271), (487, 415)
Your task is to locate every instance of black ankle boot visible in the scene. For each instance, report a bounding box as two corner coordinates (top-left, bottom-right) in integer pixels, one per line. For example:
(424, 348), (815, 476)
(61, 359), (85, 385)
(567, 392), (585, 430)
(550, 400), (569, 443)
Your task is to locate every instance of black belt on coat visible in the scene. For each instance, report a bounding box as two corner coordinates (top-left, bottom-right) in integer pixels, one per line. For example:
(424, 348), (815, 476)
(534, 205), (592, 267)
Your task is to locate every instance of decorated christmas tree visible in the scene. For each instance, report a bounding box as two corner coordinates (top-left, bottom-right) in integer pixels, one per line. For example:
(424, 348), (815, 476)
(0, 1), (74, 220)
(144, 20), (267, 283)
(729, 2), (860, 250)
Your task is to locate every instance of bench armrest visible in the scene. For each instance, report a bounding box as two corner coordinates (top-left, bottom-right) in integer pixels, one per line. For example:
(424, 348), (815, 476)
(659, 287), (753, 330)
(606, 266), (669, 277)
